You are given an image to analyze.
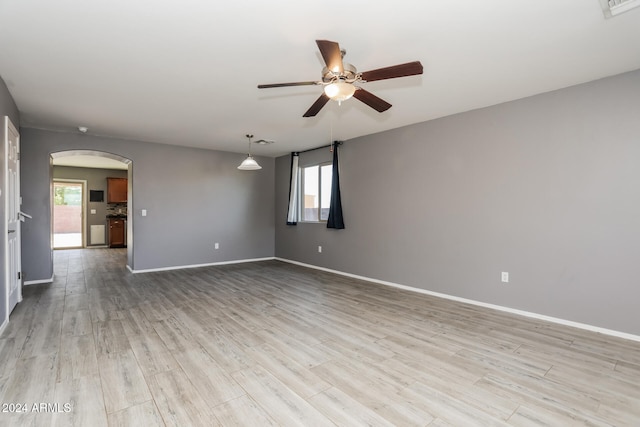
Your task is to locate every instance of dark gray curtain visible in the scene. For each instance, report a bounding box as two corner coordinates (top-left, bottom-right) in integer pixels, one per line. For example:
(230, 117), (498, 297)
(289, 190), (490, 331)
(286, 152), (299, 225)
(327, 141), (345, 229)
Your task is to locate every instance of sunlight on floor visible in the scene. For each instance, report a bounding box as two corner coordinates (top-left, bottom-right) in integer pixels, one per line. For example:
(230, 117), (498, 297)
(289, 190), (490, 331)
(53, 232), (82, 248)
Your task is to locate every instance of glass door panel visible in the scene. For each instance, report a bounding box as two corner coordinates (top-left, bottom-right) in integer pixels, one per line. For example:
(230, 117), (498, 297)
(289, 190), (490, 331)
(53, 181), (84, 248)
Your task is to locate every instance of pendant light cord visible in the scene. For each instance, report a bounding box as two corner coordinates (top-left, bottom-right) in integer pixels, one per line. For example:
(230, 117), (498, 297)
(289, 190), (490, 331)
(246, 134), (253, 156)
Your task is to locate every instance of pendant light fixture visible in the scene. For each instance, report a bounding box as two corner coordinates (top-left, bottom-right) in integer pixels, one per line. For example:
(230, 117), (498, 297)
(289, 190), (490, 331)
(238, 134), (262, 170)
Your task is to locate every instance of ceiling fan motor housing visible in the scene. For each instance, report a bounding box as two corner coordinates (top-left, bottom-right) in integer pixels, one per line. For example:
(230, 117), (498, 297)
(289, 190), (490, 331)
(322, 63), (358, 84)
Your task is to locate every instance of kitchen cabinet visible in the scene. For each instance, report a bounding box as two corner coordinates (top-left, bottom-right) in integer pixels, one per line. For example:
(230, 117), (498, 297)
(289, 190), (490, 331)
(107, 178), (128, 203)
(108, 218), (126, 247)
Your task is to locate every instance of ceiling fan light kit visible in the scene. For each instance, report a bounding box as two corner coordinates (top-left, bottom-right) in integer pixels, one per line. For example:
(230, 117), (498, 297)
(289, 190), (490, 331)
(324, 81), (356, 102)
(258, 39), (423, 117)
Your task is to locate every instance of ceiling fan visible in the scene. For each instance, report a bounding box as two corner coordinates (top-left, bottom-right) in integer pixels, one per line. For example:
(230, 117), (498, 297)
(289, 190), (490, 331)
(257, 40), (423, 117)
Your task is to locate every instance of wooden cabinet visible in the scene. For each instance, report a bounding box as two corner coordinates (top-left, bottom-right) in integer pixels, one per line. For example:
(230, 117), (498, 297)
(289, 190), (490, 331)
(108, 218), (126, 247)
(107, 178), (128, 203)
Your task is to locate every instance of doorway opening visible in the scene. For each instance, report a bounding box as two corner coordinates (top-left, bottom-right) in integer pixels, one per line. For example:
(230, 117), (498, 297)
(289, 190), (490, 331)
(50, 150), (133, 269)
(53, 180), (85, 249)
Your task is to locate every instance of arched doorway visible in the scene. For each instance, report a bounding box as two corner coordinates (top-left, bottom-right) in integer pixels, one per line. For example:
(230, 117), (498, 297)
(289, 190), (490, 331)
(50, 150), (133, 266)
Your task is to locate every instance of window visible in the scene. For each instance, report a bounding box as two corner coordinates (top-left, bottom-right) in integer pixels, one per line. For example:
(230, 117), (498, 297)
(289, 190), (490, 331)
(301, 163), (332, 222)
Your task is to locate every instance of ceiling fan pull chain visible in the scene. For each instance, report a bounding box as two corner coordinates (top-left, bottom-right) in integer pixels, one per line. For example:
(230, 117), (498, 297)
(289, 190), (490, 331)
(330, 118), (334, 152)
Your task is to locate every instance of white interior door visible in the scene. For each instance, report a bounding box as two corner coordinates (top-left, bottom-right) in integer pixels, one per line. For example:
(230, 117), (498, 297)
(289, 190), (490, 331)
(5, 117), (21, 313)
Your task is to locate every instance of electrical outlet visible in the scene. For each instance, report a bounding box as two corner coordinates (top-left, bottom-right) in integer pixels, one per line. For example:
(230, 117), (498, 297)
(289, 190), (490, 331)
(318, 245), (322, 253)
(501, 272), (509, 283)
(214, 242), (219, 250)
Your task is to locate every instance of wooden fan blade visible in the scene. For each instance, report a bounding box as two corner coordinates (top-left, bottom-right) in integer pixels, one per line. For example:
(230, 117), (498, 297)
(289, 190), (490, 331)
(316, 40), (344, 74)
(303, 93), (330, 117)
(353, 88), (392, 112)
(360, 61), (423, 82)
(258, 81), (320, 89)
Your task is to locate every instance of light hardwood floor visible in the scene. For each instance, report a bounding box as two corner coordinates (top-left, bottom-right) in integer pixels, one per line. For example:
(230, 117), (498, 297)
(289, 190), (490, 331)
(1, 248), (639, 426)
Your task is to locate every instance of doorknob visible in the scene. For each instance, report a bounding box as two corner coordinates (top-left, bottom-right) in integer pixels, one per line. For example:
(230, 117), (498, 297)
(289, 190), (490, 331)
(18, 211), (32, 222)
(8, 229), (16, 234)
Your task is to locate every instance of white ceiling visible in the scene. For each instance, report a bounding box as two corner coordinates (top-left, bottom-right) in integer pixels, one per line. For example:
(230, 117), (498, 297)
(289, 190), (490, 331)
(1, 1), (640, 158)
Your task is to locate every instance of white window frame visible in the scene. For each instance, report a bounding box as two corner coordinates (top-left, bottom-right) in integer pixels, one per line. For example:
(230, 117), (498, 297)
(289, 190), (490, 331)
(299, 162), (332, 223)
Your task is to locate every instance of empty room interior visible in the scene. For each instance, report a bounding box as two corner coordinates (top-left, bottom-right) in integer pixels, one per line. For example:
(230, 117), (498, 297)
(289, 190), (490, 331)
(1, 1), (640, 426)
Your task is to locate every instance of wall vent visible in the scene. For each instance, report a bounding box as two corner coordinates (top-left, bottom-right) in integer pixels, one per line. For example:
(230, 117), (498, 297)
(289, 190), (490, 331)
(600, 0), (640, 18)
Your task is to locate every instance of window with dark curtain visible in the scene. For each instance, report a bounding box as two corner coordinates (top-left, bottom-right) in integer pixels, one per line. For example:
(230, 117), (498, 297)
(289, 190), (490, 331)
(327, 141), (344, 229)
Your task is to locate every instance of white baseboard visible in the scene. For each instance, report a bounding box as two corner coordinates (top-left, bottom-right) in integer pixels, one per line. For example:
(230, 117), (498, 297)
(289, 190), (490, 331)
(24, 276), (54, 285)
(129, 257), (276, 274)
(275, 257), (640, 343)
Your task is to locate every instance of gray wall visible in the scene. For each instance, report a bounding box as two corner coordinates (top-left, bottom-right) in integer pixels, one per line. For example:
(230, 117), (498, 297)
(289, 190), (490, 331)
(53, 166), (128, 245)
(1, 75), (20, 325)
(276, 69), (640, 336)
(0, 77), (19, 126)
(21, 128), (275, 280)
